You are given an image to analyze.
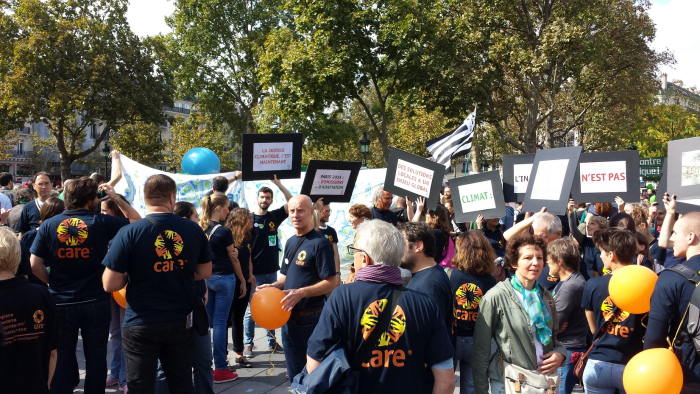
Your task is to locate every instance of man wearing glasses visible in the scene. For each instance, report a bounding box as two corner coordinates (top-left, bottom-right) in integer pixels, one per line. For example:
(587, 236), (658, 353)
(15, 172), (53, 239)
(257, 194), (337, 383)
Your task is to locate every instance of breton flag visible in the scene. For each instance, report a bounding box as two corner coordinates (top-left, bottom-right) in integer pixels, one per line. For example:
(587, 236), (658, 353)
(426, 108), (476, 169)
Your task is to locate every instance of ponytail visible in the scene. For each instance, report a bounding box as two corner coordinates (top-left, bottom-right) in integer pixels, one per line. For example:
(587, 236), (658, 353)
(200, 193), (229, 231)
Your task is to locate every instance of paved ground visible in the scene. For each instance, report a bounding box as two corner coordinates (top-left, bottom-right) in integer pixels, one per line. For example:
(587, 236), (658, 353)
(72, 326), (583, 393)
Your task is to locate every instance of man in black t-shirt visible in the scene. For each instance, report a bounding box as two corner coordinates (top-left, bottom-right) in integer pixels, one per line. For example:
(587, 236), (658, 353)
(397, 222), (455, 393)
(645, 197), (700, 392)
(371, 187), (400, 226)
(317, 200), (340, 282)
(103, 174), (212, 394)
(0, 226), (58, 394)
(30, 177), (139, 394)
(243, 176), (293, 354)
(203, 172), (242, 211)
(258, 194), (337, 382)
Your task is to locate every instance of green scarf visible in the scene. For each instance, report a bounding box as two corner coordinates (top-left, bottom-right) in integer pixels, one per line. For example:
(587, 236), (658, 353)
(511, 276), (553, 346)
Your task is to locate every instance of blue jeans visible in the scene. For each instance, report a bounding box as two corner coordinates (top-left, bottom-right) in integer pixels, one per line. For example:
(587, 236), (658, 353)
(454, 336), (475, 394)
(108, 298), (127, 386)
(51, 299), (111, 394)
(582, 359), (626, 394)
(490, 379), (505, 394)
(154, 326), (214, 394)
(558, 347), (586, 394)
(281, 310), (322, 383)
(205, 274), (235, 370)
(244, 272), (278, 348)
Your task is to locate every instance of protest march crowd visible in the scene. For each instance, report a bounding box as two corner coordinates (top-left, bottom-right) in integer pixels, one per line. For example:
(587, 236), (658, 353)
(2, 154), (700, 394)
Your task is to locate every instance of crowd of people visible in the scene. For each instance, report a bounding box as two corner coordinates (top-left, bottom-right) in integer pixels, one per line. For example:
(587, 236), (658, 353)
(1, 165), (700, 394)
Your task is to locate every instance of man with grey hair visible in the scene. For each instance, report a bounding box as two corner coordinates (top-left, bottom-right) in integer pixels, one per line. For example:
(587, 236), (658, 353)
(304, 219), (455, 394)
(258, 194), (337, 382)
(371, 187), (401, 226)
(504, 207), (563, 291)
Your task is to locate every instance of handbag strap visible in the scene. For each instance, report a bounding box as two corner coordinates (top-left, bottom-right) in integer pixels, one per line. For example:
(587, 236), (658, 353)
(286, 236), (307, 266)
(351, 287), (404, 369)
(579, 307), (619, 361)
(145, 216), (197, 306)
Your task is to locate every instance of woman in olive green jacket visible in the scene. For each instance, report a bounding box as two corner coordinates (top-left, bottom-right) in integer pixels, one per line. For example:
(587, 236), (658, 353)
(472, 234), (567, 393)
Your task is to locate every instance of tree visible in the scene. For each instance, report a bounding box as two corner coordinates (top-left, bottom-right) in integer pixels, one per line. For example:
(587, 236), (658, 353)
(421, 0), (669, 154)
(110, 122), (166, 166)
(259, 0), (456, 165)
(165, 111), (238, 172)
(166, 0), (283, 136)
(0, 0), (173, 182)
(632, 103), (700, 158)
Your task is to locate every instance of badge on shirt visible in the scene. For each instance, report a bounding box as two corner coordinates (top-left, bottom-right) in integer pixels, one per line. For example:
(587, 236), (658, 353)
(268, 236), (276, 246)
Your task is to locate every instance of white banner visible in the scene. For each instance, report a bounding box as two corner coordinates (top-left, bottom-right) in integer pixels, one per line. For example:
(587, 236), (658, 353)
(114, 154), (388, 276)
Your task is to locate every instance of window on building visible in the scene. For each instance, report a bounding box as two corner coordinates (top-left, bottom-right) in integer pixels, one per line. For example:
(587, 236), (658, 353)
(0, 165), (9, 173)
(17, 141), (23, 155)
(90, 124), (98, 139)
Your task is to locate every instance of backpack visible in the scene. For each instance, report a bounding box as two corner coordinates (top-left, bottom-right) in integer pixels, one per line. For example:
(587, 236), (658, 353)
(666, 264), (700, 354)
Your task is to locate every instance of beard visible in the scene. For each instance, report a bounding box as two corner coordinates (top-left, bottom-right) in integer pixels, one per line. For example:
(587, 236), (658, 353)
(400, 254), (416, 272)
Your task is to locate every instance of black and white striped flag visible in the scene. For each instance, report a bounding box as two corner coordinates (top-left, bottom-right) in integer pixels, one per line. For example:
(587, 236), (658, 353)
(425, 108), (476, 169)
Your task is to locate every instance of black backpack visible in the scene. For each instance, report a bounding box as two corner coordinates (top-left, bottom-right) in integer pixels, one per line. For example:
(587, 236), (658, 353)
(667, 264), (700, 353)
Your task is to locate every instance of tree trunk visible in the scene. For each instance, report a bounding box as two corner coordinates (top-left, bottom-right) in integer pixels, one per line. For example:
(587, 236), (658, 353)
(471, 130), (480, 173)
(245, 109), (255, 134)
(60, 155), (73, 186)
(525, 76), (540, 153)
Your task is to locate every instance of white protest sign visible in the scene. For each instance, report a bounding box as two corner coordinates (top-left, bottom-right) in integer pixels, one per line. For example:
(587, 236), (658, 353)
(310, 169), (352, 195)
(513, 163), (533, 194)
(253, 142), (294, 172)
(394, 159), (434, 197)
(530, 159), (569, 201)
(579, 161), (628, 193)
(458, 180), (497, 212)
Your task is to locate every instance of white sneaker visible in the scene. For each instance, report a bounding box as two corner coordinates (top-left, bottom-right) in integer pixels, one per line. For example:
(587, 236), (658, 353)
(243, 347), (252, 357)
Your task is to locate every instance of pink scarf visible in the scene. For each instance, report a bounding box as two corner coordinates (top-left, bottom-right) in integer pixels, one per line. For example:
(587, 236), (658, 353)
(354, 264), (403, 285)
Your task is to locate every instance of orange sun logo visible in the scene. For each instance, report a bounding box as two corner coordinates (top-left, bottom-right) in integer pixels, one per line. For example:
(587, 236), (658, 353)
(33, 310), (44, 324)
(601, 296), (630, 323)
(154, 230), (184, 260)
(56, 218), (88, 246)
(360, 299), (407, 346)
(456, 283), (483, 310)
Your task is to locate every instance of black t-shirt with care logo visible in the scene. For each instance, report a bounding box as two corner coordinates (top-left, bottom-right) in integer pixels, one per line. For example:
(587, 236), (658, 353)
(449, 269), (497, 337)
(279, 229), (335, 311)
(581, 274), (647, 364)
(31, 209), (130, 304)
(102, 213), (212, 327)
(251, 206), (288, 275)
(318, 225), (338, 245)
(307, 281), (454, 394)
(0, 276), (58, 394)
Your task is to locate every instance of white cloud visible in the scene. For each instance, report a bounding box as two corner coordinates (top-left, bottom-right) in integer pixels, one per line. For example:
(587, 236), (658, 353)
(126, 0), (175, 38)
(649, 0), (700, 89)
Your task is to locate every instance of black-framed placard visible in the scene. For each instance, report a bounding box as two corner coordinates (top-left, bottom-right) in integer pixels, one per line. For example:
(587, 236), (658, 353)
(667, 137), (700, 201)
(383, 147), (445, 211)
(502, 153), (536, 203)
(448, 170), (506, 223)
(522, 146), (582, 216)
(654, 160), (699, 213)
(570, 150), (639, 204)
(299, 160), (362, 203)
(656, 160), (667, 201)
(241, 133), (303, 181)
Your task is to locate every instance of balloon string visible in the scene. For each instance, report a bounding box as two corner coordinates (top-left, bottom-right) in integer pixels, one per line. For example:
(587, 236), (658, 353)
(265, 332), (279, 376)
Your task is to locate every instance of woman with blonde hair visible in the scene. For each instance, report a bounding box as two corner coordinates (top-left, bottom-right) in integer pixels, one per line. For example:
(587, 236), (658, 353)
(200, 193), (245, 383)
(225, 208), (256, 368)
(450, 231), (498, 394)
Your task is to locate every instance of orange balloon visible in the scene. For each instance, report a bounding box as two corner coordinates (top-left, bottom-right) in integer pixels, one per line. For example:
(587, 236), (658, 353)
(608, 265), (657, 314)
(112, 285), (127, 309)
(623, 348), (682, 394)
(250, 287), (291, 330)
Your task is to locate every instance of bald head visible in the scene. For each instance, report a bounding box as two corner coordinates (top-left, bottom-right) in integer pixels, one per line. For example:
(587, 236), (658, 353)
(672, 212), (700, 259)
(288, 194), (314, 235)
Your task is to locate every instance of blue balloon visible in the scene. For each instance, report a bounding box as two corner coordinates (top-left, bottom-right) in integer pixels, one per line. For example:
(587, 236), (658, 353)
(181, 147), (221, 175)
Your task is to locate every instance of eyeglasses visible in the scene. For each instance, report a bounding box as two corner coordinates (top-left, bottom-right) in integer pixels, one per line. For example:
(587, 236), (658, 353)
(346, 245), (366, 255)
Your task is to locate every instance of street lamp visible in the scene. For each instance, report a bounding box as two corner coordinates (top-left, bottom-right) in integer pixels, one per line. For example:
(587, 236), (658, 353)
(359, 132), (370, 168)
(102, 142), (111, 178)
(481, 160), (489, 172)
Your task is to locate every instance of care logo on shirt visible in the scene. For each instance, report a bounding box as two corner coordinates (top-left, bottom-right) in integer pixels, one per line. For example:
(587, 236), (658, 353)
(269, 222), (276, 230)
(601, 296), (633, 338)
(360, 299), (409, 368)
(154, 229), (184, 260)
(325, 234), (334, 243)
(33, 309), (44, 329)
(296, 250), (307, 266)
(455, 283), (483, 322)
(57, 218), (88, 246)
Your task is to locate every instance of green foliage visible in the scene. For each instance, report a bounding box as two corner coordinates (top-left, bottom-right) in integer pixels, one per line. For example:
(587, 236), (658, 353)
(633, 103), (700, 158)
(110, 122), (166, 166)
(0, 0), (173, 182)
(165, 111), (238, 172)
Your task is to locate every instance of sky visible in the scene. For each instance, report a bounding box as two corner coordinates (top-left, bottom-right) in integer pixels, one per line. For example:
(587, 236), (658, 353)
(125, 0), (699, 89)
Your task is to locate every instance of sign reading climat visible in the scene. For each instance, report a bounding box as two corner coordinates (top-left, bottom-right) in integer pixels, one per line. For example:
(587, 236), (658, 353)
(394, 159), (434, 198)
(579, 161), (627, 193)
(253, 142), (294, 172)
(458, 180), (496, 212)
(310, 169), (352, 195)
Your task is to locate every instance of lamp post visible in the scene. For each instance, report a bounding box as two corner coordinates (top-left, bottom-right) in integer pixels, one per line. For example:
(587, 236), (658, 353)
(360, 132), (370, 168)
(481, 160), (489, 172)
(102, 142), (111, 178)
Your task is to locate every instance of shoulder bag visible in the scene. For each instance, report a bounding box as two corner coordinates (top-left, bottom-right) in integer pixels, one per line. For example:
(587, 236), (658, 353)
(573, 307), (619, 380)
(291, 287), (405, 394)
